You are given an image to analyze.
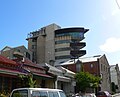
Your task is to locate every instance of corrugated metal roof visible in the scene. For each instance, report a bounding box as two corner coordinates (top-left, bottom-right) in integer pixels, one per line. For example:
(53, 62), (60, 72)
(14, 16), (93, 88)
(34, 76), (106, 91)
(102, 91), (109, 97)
(79, 55), (101, 63)
(60, 55), (102, 65)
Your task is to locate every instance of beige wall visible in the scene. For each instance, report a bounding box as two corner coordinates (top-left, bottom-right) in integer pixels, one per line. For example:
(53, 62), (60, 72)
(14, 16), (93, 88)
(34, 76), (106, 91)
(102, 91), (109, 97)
(37, 35), (45, 64)
(99, 55), (111, 92)
(1, 46), (32, 60)
(35, 78), (54, 88)
(46, 79), (55, 88)
(27, 24), (61, 64)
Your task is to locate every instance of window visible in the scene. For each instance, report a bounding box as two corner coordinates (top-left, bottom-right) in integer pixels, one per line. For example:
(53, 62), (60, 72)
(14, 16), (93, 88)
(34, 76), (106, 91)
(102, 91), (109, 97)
(32, 39), (37, 42)
(55, 32), (84, 41)
(55, 47), (70, 52)
(55, 55), (71, 60)
(32, 91), (48, 97)
(11, 89), (28, 97)
(26, 52), (30, 59)
(32, 45), (36, 49)
(91, 64), (93, 68)
(17, 49), (20, 52)
(48, 92), (59, 97)
(55, 40), (70, 44)
(59, 91), (66, 97)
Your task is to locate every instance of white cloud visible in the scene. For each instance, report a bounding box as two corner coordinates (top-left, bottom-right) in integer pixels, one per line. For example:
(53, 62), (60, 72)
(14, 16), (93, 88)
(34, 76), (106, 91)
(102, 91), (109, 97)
(99, 37), (120, 53)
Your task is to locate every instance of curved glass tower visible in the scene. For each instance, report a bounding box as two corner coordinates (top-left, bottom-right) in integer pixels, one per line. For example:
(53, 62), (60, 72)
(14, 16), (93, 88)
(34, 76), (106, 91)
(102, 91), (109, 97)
(55, 27), (89, 63)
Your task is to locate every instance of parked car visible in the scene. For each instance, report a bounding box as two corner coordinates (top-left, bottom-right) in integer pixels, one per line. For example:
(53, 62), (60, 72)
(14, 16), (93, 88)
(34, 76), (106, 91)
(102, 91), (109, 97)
(85, 93), (96, 97)
(96, 91), (112, 97)
(72, 93), (96, 97)
(9, 88), (67, 97)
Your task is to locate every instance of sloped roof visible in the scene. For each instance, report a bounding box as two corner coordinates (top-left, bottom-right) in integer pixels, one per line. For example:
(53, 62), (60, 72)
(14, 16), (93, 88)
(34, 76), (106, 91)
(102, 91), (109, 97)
(57, 66), (75, 78)
(79, 55), (102, 63)
(60, 55), (102, 66)
(45, 63), (62, 73)
(0, 67), (26, 75)
(0, 55), (17, 65)
(13, 58), (45, 70)
(1, 46), (12, 52)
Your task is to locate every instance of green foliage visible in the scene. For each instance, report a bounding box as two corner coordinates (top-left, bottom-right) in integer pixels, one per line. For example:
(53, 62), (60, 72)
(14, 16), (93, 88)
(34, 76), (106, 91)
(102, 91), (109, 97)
(0, 90), (10, 97)
(18, 73), (36, 88)
(75, 71), (101, 93)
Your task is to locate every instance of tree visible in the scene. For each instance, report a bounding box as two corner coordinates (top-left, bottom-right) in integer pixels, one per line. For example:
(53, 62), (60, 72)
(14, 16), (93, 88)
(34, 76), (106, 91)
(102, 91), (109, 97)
(18, 73), (36, 88)
(75, 71), (101, 93)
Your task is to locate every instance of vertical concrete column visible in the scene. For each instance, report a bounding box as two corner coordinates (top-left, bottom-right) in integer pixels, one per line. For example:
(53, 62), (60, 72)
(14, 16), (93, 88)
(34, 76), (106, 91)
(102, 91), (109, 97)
(55, 79), (58, 89)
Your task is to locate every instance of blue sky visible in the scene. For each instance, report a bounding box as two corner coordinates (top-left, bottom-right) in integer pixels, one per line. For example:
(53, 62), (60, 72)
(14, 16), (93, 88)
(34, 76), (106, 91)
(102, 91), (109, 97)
(0, 0), (120, 66)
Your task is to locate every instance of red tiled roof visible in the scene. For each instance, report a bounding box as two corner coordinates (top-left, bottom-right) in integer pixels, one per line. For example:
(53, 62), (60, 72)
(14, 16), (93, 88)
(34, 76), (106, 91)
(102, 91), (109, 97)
(13, 58), (45, 70)
(24, 58), (45, 69)
(0, 55), (17, 65)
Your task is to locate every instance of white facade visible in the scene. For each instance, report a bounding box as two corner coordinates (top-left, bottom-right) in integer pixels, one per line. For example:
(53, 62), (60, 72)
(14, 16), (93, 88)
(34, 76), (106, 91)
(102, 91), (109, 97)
(110, 64), (120, 92)
(44, 63), (75, 95)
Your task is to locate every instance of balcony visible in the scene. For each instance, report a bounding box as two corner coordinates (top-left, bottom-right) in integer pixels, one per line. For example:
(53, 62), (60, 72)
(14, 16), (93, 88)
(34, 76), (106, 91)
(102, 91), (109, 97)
(13, 51), (24, 58)
(70, 42), (86, 49)
(70, 50), (86, 58)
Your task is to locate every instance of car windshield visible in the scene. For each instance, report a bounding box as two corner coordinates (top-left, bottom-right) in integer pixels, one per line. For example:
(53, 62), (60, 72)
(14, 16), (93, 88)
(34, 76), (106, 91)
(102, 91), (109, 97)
(59, 91), (66, 97)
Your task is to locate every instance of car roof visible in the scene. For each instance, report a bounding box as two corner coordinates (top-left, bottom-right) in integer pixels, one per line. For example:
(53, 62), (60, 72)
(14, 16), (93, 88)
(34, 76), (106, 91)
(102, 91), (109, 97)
(12, 88), (63, 92)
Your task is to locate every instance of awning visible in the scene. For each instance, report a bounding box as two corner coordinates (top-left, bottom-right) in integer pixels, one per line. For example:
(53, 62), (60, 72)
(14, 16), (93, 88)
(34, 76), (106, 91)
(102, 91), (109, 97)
(33, 72), (53, 79)
(0, 68), (26, 76)
(57, 76), (71, 82)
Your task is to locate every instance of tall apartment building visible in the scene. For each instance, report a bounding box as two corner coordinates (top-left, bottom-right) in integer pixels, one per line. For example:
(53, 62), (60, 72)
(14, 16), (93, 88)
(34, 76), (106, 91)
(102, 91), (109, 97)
(26, 23), (88, 65)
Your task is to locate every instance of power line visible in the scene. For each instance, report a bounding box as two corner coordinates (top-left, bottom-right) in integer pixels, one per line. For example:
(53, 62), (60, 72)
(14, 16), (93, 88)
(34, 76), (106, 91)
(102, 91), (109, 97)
(116, 0), (120, 9)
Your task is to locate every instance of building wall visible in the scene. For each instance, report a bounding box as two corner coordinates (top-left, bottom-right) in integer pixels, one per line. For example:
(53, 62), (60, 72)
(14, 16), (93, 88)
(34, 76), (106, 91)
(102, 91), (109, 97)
(27, 23), (88, 65)
(83, 55), (111, 92)
(63, 64), (76, 73)
(1, 50), (11, 59)
(27, 24), (60, 64)
(35, 78), (54, 88)
(37, 35), (45, 63)
(45, 79), (55, 88)
(110, 65), (120, 92)
(1, 46), (32, 60)
(62, 55), (111, 93)
(99, 55), (111, 92)
(44, 24), (59, 64)
(83, 61), (99, 75)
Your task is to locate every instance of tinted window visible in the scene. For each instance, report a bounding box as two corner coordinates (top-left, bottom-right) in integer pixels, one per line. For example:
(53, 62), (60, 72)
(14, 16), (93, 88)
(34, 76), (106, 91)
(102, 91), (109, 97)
(32, 91), (48, 97)
(48, 92), (59, 97)
(11, 89), (28, 97)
